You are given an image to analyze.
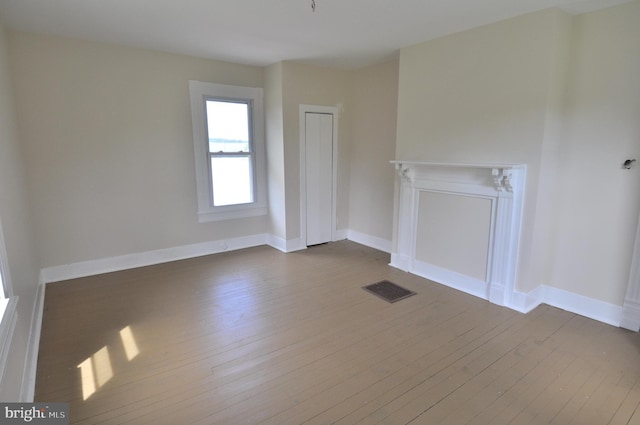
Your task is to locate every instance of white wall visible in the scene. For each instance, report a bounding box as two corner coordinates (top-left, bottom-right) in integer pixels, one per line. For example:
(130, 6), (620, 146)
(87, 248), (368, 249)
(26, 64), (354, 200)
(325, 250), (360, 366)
(551, 1), (640, 305)
(8, 32), (268, 268)
(0, 24), (39, 401)
(348, 60), (399, 248)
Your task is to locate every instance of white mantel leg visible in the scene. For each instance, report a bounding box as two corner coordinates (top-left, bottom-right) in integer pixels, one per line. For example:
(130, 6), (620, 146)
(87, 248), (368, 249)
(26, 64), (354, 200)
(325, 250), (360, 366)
(390, 168), (415, 272)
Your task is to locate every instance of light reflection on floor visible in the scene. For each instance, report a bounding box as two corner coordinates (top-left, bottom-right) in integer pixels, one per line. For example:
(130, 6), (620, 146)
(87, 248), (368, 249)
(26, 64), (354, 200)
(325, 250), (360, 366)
(120, 326), (139, 361)
(77, 325), (140, 400)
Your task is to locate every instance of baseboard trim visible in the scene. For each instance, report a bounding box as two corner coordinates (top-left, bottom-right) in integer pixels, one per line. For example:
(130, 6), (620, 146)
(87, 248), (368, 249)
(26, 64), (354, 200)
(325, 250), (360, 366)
(510, 284), (623, 326)
(388, 253), (623, 327)
(266, 235), (306, 253)
(411, 260), (489, 301)
(40, 234), (270, 284)
(39, 230), (393, 284)
(389, 254), (492, 302)
(389, 253), (410, 272)
(352, 224), (627, 327)
(347, 230), (392, 253)
(334, 229), (349, 242)
(621, 299), (640, 331)
(39, 233), (324, 284)
(540, 285), (623, 327)
(509, 286), (544, 314)
(20, 282), (46, 402)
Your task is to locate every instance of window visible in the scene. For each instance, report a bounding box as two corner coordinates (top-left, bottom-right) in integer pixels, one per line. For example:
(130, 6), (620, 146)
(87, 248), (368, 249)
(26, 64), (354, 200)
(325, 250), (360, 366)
(206, 99), (253, 206)
(189, 81), (267, 222)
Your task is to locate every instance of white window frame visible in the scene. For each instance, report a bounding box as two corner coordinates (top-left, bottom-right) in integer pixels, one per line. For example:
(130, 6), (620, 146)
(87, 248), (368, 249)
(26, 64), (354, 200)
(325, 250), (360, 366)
(189, 81), (267, 222)
(0, 217), (12, 303)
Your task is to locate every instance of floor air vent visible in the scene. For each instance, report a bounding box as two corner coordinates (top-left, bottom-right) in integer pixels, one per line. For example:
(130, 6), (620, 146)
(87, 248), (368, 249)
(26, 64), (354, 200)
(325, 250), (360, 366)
(362, 280), (416, 303)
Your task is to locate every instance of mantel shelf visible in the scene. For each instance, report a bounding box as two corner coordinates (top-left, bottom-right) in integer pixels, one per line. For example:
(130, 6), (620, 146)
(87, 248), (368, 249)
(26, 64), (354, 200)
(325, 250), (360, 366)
(390, 160), (525, 170)
(390, 160), (526, 193)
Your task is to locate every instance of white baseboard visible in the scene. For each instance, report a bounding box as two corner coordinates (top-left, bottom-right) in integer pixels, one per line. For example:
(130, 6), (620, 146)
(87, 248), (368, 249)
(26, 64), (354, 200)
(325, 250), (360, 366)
(40, 234), (269, 284)
(266, 235), (306, 253)
(509, 285), (544, 313)
(389, 253), (410, 272)
(266, 234), (287, 252)
(350, 228), (627, 328)
(621, 300), (640, 331)
(347, 230), (392, 253)
(389, 252), (491, 301)
(334, 229), (349, 242)
(411, 259), (490, 301)
(39, 230), (391, 284)
(539, 285), (623, 327)
(509, 284), (623, 326)
(20, 282), (46, 402)
(388, 250), (624, 328)
(39, 233), (320, 284)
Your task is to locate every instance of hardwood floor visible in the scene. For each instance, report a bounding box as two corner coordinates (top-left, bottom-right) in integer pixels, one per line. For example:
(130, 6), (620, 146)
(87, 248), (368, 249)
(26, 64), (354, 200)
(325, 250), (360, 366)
(35, 241), (640, 424)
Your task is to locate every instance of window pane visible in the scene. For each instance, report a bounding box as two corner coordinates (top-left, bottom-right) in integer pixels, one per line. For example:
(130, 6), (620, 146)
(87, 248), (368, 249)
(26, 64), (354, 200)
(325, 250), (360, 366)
(211, 156), (253, 206)
(206, 100), (250, 153)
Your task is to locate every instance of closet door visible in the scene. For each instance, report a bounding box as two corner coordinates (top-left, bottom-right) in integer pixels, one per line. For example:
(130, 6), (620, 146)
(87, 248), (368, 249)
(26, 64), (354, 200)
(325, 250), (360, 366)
(305, 112), (334, 246)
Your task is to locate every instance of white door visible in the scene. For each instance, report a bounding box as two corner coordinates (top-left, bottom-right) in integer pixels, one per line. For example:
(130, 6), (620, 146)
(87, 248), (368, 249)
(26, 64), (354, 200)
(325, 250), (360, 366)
(305, 112), (334, 246)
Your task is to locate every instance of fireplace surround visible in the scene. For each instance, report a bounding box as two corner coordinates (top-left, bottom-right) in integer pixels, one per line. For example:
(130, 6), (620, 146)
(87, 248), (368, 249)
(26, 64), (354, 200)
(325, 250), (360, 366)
(390, 161), (526, 308)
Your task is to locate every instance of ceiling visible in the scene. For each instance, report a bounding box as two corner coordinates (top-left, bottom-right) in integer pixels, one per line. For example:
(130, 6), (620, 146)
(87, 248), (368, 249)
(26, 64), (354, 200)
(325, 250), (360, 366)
(0, 0), (633, 69)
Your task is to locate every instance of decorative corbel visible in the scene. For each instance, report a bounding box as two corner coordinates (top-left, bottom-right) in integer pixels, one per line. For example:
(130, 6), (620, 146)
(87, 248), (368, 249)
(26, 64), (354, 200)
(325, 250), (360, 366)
(492, 168), (514, 192)
(395, 163), (413, 184)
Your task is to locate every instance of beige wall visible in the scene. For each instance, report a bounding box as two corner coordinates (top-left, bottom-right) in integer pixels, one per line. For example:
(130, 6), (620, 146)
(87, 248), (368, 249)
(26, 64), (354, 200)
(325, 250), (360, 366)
(4, 31), (378, 266)
(263, 63), (287, 240)
(0, 25), (39, 400)
(395, 3), (640, 305)
(396, 9), (567, 164)
(8, 32), (268, 268)
(527, 10), (573, 294)
(551, 2), (640, 304)
(348, 60), (399, 243)
(396, 8), (572, 293)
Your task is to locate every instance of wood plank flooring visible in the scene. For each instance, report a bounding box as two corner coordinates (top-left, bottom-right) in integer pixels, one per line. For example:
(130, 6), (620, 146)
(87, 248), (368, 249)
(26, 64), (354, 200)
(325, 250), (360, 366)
(35, 241), (640, 424)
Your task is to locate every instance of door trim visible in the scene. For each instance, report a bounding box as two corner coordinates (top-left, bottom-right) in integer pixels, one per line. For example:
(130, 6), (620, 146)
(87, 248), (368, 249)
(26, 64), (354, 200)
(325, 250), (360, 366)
(299, 104), (339, 247)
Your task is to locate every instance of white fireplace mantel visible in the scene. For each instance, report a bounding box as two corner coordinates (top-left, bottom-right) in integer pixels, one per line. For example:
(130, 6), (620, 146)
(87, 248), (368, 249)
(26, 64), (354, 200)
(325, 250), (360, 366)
(390, 160), (526, 309)
(391, 161), (523, 193)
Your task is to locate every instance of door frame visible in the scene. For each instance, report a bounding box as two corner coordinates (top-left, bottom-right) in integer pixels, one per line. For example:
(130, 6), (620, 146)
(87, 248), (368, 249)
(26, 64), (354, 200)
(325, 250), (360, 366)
(299, 104), (339, 247)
